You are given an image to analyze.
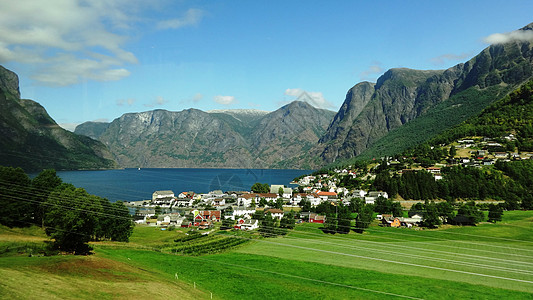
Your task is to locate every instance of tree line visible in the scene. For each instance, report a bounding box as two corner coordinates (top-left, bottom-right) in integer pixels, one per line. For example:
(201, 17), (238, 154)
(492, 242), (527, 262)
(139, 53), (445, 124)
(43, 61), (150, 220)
(0, 166), (134, 254)
(371, 160), (532, 210)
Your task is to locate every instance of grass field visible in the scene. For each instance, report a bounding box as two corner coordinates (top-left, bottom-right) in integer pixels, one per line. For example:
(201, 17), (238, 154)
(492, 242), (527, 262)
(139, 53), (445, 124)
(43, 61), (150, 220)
(1, 211), (532, 299)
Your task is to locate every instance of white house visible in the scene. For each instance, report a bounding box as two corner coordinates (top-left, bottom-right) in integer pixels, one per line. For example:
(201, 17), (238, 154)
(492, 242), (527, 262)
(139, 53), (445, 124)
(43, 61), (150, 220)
(265, 208), (284, 220)
(152, 190), (174, 201)
(240, 219), (259, 231)
(270, 185), (293, 198)
(307, 193), (322, 206)
(227, 206), (256, 220)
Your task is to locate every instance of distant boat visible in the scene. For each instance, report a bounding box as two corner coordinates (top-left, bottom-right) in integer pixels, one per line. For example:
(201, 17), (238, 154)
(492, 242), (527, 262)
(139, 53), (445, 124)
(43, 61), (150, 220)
(138, 168), (141, 171)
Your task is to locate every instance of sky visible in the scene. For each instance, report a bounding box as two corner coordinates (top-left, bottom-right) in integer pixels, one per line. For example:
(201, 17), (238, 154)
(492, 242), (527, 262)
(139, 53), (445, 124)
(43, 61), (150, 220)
(1, 0), (533, 131)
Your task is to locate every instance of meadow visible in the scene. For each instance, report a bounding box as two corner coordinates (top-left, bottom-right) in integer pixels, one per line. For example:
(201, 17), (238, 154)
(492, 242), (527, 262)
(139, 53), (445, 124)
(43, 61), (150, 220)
(1, 211), (532, 299)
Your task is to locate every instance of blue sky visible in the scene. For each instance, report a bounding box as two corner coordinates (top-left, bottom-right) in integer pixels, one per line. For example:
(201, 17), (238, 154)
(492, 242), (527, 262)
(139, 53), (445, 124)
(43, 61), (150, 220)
(1, 0), (533, 130)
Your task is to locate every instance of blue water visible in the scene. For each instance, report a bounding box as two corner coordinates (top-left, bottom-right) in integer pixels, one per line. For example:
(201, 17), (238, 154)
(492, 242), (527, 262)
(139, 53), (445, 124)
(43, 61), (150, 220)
(55, 168), (312, 202)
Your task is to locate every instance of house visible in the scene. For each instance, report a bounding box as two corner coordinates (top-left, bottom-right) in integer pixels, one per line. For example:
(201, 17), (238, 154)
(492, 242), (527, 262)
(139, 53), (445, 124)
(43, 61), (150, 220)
(240, 219), (259, 231)
(381, 217), (401, 228)
(175, 196), (194, 207)
(270, 185), (293, 198)
(259, 193), (279, 201)
(197, 221), (212, 230)
(152, 190), (174, 201)
(352, 190), (366, 198)
(213, 198), (226, 206)
(309, 213), (326, 224)
(494, 152), (508, 159)
(227, 206), (256, 220)
(200, 210), (221, 222)
(290, 193), (308, 205)
(307, 193), (322, 206)
(265, 208), (284, 220)
(367, 191), (388, 199)
(317, 191), (337, 201)
(180, 221), (192, 228)
(398, 215), (422, 226)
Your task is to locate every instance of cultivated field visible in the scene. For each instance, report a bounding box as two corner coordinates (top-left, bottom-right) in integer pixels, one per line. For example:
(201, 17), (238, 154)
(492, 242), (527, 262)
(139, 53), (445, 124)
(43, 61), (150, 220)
(1, 211), (532, 299)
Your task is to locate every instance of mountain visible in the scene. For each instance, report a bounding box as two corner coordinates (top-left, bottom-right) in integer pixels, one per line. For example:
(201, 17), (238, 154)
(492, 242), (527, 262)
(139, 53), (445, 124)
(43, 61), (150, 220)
(0, 65), (117, 171)
(76, 101), (336, 168)
(317, 22), (533, 164)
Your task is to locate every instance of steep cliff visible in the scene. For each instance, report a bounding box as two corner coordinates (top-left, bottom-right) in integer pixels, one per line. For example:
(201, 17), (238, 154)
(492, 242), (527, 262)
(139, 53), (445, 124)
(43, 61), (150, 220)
(0, 65), (117, 170)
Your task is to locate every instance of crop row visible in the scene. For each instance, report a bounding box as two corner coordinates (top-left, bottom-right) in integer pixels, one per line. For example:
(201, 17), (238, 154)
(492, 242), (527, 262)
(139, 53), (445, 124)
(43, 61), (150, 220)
(170, 236), (247, 256)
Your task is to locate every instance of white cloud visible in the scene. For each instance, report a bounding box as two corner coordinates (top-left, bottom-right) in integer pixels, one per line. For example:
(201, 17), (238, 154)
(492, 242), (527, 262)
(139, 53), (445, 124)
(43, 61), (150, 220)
(284, 88), (335, 110)
(484, 30), (533, 44)
(0, 1), (204, 86)
(430, 53), (471, 65)
(359, 62), (384, 81)
(116, 98), (136, 106)
(0, 0), (141, 86)
(157, 8), (205, 29)
(179, 93), (204, 105)
(59, 123), (79, 132)
(144, 96), (169, 108)
(214, 95), (236, 105)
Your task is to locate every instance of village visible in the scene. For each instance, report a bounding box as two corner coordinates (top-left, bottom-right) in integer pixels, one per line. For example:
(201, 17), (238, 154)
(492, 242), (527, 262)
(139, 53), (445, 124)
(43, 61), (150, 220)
(126, 134), (532, 232)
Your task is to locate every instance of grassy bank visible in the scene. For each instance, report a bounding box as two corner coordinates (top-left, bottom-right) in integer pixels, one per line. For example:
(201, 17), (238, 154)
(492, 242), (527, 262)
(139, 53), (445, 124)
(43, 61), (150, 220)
(1, 211), (532, 299)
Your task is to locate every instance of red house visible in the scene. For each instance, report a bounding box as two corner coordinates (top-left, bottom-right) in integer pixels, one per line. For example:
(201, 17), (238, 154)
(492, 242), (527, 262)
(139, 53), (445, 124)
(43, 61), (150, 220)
(309, 213), (326, 224)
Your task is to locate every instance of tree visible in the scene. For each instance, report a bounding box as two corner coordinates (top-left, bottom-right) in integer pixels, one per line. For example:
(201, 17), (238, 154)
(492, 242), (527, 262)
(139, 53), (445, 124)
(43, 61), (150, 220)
(259, 212), (275, 237)
(349, 197), (364, 213)
(275, 198), (284, 209)
(299, 199), (311, 212)
(222, 217), (235, 229)
(43, 184), (134, 254)
(106, 201), (134, 242)
(31, 169), (63, 227)
(154, 205), (162, 217)
(457, 201), (485, 224)
(421, 201), (441, 228)
(336, 204), (352, 234)
(251, 182), (269, 193)
(355, 204), (374, 233)
(278, 186), (284, 197)
(280, 211), (295, 229)
(449, 145), (457, 157)
(44, 185), (99, 254)
(436, 201), (455, 224)
(487, 204), (503, 223)
(324, 212), (337, 234)
(0, 166), (33, 227)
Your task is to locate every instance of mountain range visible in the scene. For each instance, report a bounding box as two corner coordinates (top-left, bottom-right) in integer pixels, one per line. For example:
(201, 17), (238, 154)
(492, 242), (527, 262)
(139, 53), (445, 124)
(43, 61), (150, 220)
(2, 22), (533, 170)
(315, 22), (533, 164)
(75, 102), (336, 169)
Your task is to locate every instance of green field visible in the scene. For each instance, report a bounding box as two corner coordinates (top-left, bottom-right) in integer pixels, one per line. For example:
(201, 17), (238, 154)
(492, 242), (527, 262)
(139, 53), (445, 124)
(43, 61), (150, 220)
(1, 211), (532, 299)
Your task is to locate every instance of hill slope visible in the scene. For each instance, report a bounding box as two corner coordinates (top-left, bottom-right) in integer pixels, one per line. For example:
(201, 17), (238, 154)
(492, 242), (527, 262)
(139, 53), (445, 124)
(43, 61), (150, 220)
(0, 65), (117, 171)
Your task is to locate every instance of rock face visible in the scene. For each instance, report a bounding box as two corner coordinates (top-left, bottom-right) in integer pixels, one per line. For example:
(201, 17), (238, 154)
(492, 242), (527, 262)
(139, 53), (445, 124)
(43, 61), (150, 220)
(317, 22), (533, 163)
(79, 101), (336, 168)
(0, 65), (117, 171)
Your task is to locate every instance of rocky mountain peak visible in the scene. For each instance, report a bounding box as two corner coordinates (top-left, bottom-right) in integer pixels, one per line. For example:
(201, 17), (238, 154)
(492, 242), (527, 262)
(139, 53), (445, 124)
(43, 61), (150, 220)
(0, 65), (20, 99)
